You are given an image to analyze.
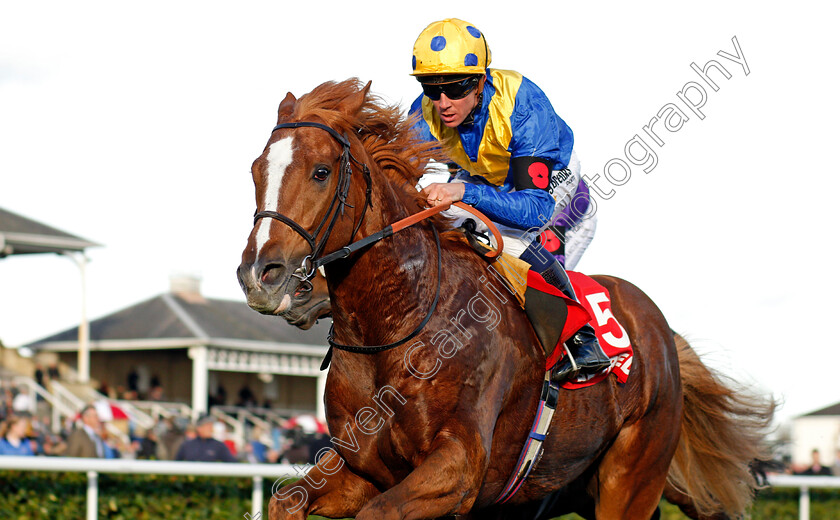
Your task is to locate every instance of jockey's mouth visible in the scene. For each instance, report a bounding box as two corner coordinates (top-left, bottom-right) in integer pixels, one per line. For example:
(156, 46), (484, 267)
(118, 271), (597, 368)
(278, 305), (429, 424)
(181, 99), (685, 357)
(439, 111), (458, 124)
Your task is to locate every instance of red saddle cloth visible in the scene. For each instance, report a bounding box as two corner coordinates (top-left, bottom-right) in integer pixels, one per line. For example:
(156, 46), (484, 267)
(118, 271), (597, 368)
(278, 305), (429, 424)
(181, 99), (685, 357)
(526, 270), (634, 389)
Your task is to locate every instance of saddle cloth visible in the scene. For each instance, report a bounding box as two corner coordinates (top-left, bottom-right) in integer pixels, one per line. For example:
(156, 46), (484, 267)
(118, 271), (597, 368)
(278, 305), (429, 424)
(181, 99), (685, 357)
(486, 252), (634, 389)
(532, 270), (634, 389)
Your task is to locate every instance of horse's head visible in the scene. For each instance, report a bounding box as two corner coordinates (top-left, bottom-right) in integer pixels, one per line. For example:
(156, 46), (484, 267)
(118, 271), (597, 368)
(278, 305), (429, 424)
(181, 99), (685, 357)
(237, 81), (373, 318)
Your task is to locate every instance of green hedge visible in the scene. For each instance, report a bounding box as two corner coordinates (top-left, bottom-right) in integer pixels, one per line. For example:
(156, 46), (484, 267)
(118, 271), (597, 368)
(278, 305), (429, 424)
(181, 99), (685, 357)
(0, 471), (294, 520)
(1, 471), (838, 519)
(559, 488), (840, 520)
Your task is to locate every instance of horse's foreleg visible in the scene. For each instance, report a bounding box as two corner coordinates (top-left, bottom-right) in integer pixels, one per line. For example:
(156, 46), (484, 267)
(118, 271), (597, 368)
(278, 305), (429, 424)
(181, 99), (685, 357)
(268, 459), (379, 520)
(355, 434), (486, 520)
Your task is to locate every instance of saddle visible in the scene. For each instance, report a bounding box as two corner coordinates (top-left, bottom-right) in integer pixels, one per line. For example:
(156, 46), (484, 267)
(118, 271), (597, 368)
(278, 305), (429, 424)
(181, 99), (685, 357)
(459, 223), (633, 387)
(459, 223), (581, 362)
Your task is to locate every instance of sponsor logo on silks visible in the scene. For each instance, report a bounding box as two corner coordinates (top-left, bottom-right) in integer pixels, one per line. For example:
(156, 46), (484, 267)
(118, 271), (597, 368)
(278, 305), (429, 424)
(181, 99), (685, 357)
(548, 167), (572, 194)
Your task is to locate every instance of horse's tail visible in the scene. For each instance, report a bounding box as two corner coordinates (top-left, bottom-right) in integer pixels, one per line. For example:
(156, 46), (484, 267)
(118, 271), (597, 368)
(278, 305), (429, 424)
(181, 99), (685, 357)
(665, 333), (776, 519)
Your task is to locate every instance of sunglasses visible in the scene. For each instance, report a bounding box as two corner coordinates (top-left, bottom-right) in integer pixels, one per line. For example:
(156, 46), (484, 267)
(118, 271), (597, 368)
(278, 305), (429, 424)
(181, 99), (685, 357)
(421, 77), (480, 101)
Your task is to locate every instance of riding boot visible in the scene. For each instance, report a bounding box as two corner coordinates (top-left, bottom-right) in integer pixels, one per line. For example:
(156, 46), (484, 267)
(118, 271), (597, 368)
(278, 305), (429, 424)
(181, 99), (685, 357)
(539, 262), (612, 384)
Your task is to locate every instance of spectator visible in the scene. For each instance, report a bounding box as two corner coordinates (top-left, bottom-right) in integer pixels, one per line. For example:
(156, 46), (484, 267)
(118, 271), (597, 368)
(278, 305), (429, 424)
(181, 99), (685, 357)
(148, 384), (165, 402)
(47, 363), (60, 381)
(245, 425), (269, 463)
(833, 448), (840, 477)
(30, 416), (65, 456)
(157, 418), (185, 460)
(795, 449), (832, 476)
(175, 414), (236, 462)
(65, 405), (107, 458)
(132, 427), (158, 460)
(236, 384), (256, 407)
(214, 421), (238, 457)
(208, 385), (227, 407)
(280, 436), (310, 465)
(1, 385), (13, 419)
(34, 364), (46, 388)
(99, 424), (122, 459)
(307, 433), (334, 465)
(0, 415), (35, 456)
(127, 369), (139, 395)
(12, 386), (33, 415)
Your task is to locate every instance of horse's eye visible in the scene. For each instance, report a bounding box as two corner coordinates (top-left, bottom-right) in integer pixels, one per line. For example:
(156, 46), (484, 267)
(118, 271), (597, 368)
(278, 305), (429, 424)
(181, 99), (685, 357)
(313, 165), (331, 182)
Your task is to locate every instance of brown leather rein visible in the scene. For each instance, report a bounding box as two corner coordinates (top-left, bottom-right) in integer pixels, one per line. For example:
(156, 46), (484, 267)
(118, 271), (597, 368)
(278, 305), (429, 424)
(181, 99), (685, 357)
(392, 201), (503, 258)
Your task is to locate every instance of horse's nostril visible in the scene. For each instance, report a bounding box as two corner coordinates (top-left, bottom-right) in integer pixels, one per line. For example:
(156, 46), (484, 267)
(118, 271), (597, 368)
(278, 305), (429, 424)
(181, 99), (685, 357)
(260, 264), (286, 286)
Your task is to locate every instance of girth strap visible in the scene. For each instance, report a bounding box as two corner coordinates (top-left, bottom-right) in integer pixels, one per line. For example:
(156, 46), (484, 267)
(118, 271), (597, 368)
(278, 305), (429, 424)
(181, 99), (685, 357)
(495, 373), (561, 504)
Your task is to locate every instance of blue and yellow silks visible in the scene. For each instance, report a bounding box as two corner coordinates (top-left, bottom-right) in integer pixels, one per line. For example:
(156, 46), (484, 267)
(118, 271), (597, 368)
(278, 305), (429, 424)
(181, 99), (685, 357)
(410, 69), (574, 230)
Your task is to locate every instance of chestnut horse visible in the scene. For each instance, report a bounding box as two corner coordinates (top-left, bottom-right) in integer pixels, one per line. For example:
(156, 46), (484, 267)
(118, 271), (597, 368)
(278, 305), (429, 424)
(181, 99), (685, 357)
(237, 79), (774, 520)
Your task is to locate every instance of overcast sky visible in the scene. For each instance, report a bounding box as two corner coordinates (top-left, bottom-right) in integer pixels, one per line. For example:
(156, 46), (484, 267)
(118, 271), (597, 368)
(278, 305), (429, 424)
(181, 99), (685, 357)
(1, 1), (838, 424)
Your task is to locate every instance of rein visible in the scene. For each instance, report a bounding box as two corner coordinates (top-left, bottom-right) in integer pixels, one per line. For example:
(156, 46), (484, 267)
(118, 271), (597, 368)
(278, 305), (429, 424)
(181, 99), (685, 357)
(252, 121), (504, 369)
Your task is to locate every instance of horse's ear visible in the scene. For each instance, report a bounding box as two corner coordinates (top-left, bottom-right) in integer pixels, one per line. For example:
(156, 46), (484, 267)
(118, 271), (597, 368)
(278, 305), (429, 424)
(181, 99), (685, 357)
(277, 92), (297, 122)
(339, 81), (371, 118)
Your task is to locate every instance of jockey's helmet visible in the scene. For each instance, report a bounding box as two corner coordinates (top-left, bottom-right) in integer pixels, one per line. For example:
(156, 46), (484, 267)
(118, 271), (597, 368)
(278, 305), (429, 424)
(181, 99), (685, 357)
(411, 18), (491, 78)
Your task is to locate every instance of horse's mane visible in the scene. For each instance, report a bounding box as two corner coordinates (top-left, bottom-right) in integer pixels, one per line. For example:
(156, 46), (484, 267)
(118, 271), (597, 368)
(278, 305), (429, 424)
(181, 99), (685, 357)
(292, 79), (446, 215)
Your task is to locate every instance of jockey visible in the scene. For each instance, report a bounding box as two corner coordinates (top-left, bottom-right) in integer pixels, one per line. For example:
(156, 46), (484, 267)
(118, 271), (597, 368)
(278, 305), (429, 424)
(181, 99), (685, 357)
(409, 18), (609, 384)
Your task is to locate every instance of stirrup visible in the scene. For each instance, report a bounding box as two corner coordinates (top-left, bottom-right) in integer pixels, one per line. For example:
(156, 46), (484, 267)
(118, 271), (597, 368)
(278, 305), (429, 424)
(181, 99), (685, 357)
(550, 343), (580, 384)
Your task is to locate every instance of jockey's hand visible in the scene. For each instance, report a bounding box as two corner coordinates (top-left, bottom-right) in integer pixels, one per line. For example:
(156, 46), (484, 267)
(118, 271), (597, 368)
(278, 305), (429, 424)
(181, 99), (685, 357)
(422, 182), (465, 207)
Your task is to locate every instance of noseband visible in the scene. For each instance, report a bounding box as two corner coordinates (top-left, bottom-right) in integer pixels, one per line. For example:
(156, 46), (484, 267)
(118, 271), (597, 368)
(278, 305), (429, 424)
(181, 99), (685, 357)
(253, 121), (373, 283)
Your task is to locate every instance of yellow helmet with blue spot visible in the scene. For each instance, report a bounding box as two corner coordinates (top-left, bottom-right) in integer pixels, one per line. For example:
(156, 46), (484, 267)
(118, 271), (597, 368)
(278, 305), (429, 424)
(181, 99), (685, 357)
(411, 18), (491, 77)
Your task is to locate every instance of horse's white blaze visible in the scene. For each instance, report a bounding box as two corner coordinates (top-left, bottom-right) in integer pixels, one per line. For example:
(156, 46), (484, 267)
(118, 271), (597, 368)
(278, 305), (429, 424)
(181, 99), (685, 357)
(255, 136), (294, 256)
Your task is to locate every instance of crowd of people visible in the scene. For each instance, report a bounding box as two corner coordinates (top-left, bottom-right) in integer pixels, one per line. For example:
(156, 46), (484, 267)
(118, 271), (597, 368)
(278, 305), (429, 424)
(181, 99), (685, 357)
(1, 384), (331, 464)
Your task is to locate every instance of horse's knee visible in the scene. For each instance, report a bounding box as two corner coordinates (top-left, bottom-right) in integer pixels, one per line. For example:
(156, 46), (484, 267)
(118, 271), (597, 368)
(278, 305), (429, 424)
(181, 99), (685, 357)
(356, 500), (402, 520)
(268, 483), (309, 520)
(268, 499), (306, 520)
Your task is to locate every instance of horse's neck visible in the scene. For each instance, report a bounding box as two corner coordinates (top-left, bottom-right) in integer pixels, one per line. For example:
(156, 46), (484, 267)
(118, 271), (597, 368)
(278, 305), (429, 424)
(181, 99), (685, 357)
(327, 182), (439, 345)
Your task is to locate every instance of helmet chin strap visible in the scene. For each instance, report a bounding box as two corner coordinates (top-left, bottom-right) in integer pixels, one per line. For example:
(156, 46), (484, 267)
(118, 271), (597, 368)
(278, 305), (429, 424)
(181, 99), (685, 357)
(461, 90), (483, 126)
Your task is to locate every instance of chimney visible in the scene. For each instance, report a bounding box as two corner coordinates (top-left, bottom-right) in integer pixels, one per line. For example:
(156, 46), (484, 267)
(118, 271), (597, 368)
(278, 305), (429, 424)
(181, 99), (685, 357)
(170, 273), (205, 303)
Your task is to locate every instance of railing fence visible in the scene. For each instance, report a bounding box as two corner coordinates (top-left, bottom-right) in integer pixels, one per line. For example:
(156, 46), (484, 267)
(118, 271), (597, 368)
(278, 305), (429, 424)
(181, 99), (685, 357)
(0, 456), (301, 520)
(0, 458), (837, 520)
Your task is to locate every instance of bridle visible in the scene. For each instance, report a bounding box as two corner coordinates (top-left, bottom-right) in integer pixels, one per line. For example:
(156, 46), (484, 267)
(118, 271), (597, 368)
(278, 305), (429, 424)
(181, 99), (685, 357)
(252, 121), (439, 368)
(253, 121), (373, 288)
(251, 120), (502, 368)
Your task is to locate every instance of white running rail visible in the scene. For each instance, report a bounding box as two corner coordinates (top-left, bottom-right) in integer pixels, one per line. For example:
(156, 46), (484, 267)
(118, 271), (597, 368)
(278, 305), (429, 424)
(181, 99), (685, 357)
(765, 475), (840, 520)
(0, 456), (304, 520)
